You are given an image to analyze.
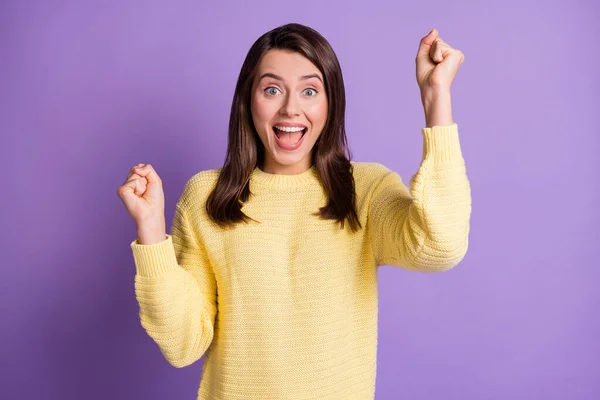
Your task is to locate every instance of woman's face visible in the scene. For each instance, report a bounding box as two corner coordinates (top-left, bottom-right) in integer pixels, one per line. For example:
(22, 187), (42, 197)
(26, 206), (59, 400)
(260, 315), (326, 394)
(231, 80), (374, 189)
(250, 49), (328, 175)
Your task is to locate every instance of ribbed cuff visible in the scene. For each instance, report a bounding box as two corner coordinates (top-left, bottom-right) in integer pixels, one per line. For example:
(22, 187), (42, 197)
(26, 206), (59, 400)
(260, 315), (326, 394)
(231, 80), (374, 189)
(130, 234), (179, 277)
(421, 123), (464, 164)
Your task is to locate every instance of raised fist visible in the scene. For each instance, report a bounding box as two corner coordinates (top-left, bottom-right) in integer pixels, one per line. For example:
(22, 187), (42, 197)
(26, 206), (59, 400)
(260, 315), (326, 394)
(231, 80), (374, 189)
(117, 163), (165, 225)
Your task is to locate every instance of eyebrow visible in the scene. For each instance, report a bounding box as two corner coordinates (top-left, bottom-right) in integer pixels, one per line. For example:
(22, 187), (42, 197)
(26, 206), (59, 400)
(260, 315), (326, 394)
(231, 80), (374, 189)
(258, 72), (323, 84)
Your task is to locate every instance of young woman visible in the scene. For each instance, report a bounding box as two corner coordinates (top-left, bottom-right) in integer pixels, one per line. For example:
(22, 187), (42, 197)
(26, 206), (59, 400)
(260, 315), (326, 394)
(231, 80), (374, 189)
(117, 23), (470, 400)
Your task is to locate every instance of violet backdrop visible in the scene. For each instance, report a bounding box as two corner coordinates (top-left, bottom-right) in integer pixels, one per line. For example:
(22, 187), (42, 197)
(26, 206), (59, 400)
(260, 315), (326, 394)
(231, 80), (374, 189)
(1, 0), (598, 399)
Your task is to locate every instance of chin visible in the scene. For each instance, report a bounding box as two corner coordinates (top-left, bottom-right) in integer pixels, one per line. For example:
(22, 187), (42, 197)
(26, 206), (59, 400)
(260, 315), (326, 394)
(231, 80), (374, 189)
(272, 152), (308, 165)
(265, 148), (313, 169)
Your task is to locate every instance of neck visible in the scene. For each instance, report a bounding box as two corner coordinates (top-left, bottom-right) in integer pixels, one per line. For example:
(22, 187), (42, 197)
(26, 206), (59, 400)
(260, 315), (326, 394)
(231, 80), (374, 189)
(259, 159), (314, 175)
(250, 163), (319, 190)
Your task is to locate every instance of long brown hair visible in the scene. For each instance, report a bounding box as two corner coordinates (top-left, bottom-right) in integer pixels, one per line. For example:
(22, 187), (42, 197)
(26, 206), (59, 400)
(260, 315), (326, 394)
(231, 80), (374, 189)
(206, 23), (361, 232)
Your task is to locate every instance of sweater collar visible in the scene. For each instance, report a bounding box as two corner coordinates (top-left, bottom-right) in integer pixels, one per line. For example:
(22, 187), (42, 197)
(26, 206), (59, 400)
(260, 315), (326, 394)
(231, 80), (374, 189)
(250, 164), (320, 190)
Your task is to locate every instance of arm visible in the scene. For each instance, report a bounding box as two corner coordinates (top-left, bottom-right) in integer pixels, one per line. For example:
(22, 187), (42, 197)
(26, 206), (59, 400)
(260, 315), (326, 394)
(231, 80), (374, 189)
(422, 90), (453, 128)
(130, 190), (217, 367)
(368, 123), (471, 272)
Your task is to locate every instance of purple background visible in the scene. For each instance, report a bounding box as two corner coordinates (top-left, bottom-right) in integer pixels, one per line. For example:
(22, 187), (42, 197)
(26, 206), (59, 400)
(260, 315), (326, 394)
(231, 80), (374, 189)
(2, 1), (598, 399)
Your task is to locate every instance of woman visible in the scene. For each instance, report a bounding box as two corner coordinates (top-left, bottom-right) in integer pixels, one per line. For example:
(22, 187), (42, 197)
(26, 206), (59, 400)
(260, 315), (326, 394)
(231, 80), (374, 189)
(117, 23), (470, 400)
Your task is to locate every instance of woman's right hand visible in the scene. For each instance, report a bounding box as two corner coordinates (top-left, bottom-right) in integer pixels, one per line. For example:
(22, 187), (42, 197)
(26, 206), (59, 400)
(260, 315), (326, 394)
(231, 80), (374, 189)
(117, 163), (165, 226)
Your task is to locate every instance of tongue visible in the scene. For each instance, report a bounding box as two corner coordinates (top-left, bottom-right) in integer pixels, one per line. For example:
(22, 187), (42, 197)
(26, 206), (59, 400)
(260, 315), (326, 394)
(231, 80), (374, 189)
(278, 131), (303, 144)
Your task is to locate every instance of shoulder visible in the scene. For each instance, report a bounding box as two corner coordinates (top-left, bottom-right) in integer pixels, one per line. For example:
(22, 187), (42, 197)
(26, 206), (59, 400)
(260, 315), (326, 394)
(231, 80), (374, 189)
(350, 161), (396, 187)
(177, 167), (222, 209)
(350, 161), (406, 207)
(187, 168), (222, 189)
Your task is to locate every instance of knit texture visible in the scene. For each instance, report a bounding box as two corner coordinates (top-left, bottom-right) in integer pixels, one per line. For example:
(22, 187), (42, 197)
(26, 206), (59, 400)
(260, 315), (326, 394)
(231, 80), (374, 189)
(130, 123), (471, 399)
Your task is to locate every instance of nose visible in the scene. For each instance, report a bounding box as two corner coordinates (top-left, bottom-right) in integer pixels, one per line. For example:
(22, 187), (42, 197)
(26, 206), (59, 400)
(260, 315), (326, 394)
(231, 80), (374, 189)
(279, 93), (300, 116)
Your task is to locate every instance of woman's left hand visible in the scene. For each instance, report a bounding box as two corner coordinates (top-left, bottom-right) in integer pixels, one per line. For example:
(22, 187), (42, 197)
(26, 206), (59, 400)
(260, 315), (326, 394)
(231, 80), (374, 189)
(416, 28), (465, 96)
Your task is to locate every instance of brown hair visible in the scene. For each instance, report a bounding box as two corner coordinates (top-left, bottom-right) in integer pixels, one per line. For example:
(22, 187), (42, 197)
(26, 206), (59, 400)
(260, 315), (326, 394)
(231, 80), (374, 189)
(206, 23), (361, 232)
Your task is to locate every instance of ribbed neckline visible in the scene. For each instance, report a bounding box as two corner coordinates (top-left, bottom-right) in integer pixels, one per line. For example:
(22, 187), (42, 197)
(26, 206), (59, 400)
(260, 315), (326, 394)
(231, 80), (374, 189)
(250, 165), (320, 190)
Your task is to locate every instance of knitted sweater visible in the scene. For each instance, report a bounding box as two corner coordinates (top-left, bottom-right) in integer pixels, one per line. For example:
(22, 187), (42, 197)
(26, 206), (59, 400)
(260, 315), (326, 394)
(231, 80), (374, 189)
(130, 123), (471, 400)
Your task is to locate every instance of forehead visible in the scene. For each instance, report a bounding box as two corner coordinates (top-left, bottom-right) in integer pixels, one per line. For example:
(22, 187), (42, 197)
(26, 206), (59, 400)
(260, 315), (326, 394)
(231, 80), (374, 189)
(257, 49), (322, 80)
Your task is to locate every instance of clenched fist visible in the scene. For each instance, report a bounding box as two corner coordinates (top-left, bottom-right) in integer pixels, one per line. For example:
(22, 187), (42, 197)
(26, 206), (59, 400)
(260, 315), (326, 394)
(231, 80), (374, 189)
(416, 28), (464, 95)
(117, 164), (166, 243)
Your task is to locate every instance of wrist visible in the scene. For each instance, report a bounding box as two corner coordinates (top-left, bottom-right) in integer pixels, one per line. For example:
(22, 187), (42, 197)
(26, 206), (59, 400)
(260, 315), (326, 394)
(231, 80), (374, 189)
(421, 90), (453, 128)
(136, 217), (166, 245)
(421, 88), (450, 106)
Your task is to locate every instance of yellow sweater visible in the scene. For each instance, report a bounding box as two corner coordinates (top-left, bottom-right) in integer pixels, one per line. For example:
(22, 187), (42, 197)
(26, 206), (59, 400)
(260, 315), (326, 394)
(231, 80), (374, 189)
(130, 123), (471, 399)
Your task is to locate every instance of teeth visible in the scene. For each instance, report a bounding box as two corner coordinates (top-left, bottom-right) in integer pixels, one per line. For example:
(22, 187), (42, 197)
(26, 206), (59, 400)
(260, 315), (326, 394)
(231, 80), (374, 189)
(274, 126), (305, 132)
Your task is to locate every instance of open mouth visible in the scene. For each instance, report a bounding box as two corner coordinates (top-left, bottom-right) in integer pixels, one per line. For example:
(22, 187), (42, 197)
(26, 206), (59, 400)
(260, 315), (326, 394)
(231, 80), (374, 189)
(272, 127), (307, 144)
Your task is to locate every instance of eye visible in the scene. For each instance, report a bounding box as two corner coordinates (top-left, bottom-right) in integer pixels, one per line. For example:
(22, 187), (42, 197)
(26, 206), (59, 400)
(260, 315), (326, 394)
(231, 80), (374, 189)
(264, 87), (281, 96)
(304, 88), (317, 97)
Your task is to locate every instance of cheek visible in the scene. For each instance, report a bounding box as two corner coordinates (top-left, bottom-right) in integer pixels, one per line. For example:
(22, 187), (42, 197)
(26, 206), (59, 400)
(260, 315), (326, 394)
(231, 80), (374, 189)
(252, 95), (278, 122)
(250, 96), (261, 121)
(305, 100), (328, 124)
(251, 98), (274, 142)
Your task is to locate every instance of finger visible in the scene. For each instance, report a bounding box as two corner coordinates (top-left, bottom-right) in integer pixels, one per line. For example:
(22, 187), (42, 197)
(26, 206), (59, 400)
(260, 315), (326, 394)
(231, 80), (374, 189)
(131, 163), (146, 172)
(125, 164), (146, 182)
(416, 28), (438, 60)
(125, 171), (143, 182)
(117, 180), (144, 209)
(444, 50), (465, 73)
(128, 163), (145, 176)
(434, 37), (449, 47)
(432, 38), (452, 63)
(124, 166), (144, 182)
(436, 48), (444, 63)
(117, 179), (138, 199)
(124, 176), (148, 196)
(134, 164), (161, 184)
(430, 40), (443, 63)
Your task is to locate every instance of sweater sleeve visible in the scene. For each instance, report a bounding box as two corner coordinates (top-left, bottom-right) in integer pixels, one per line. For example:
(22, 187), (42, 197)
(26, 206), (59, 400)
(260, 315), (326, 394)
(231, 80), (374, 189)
(129, 189), (217, 368)
(367, 123), (471, 272)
